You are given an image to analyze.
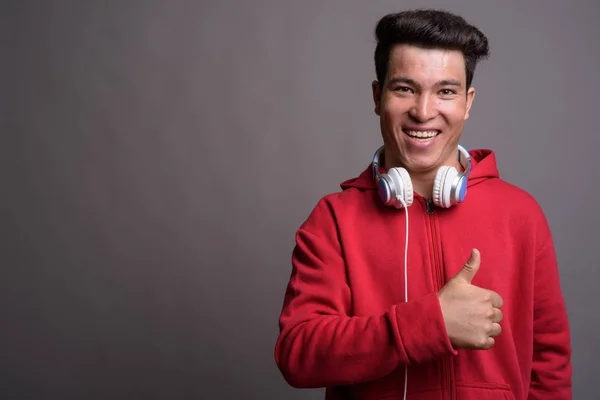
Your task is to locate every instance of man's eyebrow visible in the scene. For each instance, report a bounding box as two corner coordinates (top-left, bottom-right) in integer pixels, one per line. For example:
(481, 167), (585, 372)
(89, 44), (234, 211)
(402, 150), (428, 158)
(387, 77), (463, 88)
(437, 79), (462, 87)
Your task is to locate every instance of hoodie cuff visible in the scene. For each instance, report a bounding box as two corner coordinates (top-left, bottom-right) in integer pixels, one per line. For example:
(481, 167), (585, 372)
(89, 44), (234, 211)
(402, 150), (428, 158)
(393, 292), (458, 364)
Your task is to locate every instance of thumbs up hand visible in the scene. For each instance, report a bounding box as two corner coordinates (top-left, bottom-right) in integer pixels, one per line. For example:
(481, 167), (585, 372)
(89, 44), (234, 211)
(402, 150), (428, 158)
(438, 249), (504, 350)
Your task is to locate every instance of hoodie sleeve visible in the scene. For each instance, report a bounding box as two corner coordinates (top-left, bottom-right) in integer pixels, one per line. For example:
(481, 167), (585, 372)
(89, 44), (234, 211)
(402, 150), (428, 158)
(274, 198), (457, 389)
(528, 216), (572, 399)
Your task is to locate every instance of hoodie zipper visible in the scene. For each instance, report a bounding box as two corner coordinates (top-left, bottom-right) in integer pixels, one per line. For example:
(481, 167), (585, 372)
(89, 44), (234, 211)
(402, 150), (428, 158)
(425, 199), (455, 400)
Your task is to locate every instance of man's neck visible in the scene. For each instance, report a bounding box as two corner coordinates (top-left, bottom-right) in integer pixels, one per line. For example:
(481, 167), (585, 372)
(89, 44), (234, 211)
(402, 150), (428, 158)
(409, 171), (439, 200)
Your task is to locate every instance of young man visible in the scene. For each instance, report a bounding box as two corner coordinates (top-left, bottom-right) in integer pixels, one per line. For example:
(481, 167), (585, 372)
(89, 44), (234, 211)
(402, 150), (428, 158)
(274, 9), (571, 400)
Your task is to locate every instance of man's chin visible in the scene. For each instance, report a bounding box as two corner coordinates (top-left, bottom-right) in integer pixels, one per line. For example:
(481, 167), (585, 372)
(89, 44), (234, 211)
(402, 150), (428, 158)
(401, 154), (442, 172)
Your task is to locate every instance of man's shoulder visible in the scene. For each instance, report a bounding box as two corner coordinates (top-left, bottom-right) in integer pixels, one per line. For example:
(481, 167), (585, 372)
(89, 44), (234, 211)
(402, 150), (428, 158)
(297, 187), (373, 232)
(309, 185), (372, 212)
(474, 176), (549, 224)
(484, 176), (537, 198)
(487, 176), (541, 203)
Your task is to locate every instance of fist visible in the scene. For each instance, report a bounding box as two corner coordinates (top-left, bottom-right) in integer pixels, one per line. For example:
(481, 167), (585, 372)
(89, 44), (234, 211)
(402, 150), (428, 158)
(438, 249), (503, 350)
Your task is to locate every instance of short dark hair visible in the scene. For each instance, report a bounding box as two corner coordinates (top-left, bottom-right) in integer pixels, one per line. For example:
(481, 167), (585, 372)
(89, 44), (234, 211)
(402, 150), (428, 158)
(374, 9), (490, 89)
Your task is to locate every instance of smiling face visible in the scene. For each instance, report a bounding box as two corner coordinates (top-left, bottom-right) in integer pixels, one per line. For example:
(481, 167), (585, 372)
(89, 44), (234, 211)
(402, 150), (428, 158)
(372, 44), (475, 175)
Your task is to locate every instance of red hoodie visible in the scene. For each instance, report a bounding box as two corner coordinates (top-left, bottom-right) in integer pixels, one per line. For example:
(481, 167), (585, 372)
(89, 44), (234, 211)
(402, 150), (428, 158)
(275, 149), (571, 400)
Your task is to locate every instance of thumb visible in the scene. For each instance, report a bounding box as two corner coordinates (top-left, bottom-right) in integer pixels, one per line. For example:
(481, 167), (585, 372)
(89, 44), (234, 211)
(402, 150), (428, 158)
(453, 248), (480, 284)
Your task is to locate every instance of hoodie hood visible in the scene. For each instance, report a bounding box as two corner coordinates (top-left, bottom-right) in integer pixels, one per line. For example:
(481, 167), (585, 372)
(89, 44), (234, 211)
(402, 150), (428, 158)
(340, 148), (499, 191)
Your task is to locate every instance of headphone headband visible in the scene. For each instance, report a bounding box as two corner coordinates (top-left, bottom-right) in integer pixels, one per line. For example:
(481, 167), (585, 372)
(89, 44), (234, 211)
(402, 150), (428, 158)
(372, 147), (383, 180)
(457, 145), (472, 176)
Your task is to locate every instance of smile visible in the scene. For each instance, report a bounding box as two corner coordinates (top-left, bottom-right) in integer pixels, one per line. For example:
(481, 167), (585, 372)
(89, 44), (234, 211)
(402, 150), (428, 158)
(403, 129), (440, 139)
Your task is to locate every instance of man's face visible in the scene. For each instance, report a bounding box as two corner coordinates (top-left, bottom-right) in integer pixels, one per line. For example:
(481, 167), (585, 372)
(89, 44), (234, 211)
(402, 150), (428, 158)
(372, 44), (475, 174)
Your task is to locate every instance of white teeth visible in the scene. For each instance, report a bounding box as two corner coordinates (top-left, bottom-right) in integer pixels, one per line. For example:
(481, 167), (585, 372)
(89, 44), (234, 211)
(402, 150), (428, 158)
(405, 130), (438, 139)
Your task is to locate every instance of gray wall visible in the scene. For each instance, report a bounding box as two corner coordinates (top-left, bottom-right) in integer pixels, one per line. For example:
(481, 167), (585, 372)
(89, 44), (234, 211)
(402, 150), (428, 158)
(3, 1), (598, 399)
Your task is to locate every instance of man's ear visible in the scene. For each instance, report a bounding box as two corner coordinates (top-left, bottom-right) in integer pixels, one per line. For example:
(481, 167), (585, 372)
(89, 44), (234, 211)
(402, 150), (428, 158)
(372, 80), (381, 116)
(464, 87), (475, 120)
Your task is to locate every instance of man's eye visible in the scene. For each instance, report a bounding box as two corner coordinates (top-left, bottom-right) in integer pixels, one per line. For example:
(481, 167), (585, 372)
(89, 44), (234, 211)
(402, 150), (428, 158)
(440, 89), (456, 95)
(394, 86), (412, 93)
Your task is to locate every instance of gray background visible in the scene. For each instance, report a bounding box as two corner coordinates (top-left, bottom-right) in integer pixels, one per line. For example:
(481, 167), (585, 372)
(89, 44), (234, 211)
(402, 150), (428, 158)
(3, 0), (598, 399)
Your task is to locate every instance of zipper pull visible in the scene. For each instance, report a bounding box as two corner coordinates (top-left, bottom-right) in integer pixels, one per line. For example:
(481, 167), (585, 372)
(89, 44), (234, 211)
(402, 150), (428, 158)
(426, 199), (435, 214)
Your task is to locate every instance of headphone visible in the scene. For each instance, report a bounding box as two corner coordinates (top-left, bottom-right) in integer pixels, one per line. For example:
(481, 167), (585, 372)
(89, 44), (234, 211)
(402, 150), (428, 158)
(372, 145), (472, 209)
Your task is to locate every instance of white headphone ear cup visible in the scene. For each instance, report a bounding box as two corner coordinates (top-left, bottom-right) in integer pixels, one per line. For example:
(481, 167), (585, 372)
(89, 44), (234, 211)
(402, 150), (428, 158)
(433, 166), (447, 207)
(376, 174), (393, 206)
(443, 168), (459, 208)
(388, 168), (413, 208)
(433, 166), (459, 208)
(396, 168), (413, 206)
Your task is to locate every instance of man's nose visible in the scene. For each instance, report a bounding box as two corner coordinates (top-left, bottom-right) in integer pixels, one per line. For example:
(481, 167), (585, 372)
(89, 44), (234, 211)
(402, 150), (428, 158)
(408, 94), (438, 121)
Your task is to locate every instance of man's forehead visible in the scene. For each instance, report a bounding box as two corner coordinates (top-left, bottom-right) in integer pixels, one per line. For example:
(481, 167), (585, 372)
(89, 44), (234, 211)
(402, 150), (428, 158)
(387, 44), (466, 82)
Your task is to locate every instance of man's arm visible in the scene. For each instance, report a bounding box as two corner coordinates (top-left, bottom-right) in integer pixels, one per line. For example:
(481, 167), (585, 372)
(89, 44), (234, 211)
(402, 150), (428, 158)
(273, 199), (457, 389)
(528, 222), (572, 399)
